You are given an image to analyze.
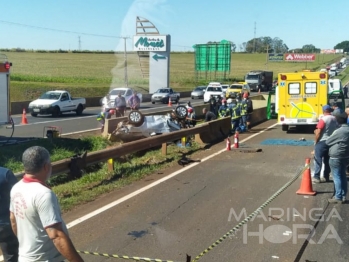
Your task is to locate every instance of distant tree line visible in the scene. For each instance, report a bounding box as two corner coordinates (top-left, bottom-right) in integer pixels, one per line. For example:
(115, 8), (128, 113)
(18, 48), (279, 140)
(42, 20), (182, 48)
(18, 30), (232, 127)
(334, 41), (349, 53)
(0, 48), (115, 54)
(2, 39), (349, 54)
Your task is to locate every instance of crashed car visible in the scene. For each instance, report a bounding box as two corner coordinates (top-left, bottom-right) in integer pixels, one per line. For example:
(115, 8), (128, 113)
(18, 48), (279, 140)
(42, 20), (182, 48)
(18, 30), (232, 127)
(109, 105), (189, 142)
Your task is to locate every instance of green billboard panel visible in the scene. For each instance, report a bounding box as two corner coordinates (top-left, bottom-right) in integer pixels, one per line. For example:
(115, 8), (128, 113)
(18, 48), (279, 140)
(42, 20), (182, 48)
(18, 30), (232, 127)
(193, 40), (231, 72)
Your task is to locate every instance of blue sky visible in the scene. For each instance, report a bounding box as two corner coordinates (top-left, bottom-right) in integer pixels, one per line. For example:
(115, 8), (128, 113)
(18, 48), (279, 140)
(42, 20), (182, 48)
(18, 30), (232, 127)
(0, 0), (347, 52)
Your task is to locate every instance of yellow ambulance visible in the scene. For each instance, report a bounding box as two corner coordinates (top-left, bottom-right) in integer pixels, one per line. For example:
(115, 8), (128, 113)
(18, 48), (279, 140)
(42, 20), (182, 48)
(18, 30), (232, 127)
(276, 71), (329, 131)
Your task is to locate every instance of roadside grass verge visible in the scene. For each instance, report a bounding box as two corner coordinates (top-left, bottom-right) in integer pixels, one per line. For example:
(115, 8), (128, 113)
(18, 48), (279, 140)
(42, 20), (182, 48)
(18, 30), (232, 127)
(0, 136), (110, 173)
(0, 135), (203, 212)
(54, 142), (202, 211)
(5, 52), (344, 101)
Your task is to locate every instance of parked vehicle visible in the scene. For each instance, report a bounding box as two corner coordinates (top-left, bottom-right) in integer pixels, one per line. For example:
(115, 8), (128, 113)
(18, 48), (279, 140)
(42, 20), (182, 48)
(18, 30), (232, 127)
(100, 87), (142, 107)
(110, 105), (189, 142)
(203, 82), (223, 103)
(245, 70), (273, 91)
(328, 78), (343, 94)
(226, 82), (250, 98)
(271, 70), (345, 132)
(329, 68), (337, 77)
(221, 84), (229, 96)
(191, 86), (206, 99)
(0, 54), (12, 126)
(28, 90), (86, 117)
(151, 87), (180, 104)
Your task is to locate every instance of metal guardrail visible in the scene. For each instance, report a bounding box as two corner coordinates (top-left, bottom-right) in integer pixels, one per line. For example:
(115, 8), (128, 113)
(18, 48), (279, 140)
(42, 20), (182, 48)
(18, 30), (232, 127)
(15, 122), (214, 179)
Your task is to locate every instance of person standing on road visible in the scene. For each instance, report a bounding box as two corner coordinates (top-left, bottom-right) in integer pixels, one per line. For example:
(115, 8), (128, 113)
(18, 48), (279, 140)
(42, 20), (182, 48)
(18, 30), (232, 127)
(230, 98), (241, 133)
(202, 108), (216, 122)
(312, 105), (338, 183)
(10, 146), (84, 262)
(345, 105), (349, 124)
(128, 91), (140, 110)
(218, 99), (230, 118)
(343, 85), (348, 99)
(114, 93), (126, 116)
(0, 167), (19, 262)
(244, 93), (253, 130)
(326, 112), (349, 203)
(209, 95), (217, 115)
(331, 102), (342, 115)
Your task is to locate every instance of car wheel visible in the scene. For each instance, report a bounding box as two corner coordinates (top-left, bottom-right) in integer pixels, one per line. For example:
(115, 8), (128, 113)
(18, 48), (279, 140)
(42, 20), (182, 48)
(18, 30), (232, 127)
(31, 113), (38, 117)
(151, 101), (155, 104)
(128, 110), (144, 127)
(76, 105), (83, 116)
(282, 125), (289, 132)
(174, 105), (188, 120)
(191, 96), (194, 99)
(52, 106), (60, 117)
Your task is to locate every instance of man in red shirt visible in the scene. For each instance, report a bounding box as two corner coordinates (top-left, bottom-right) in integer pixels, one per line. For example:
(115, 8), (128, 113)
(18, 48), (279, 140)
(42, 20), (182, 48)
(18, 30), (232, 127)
(312, 105), (337, 183)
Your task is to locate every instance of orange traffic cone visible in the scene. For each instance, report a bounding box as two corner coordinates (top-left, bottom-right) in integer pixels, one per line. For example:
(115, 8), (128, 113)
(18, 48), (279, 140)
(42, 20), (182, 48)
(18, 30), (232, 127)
(21, 108), (28, 124)
(296, 158), (316, 195)
(226, 137), (231, 151)
(168, 99), (172, 107)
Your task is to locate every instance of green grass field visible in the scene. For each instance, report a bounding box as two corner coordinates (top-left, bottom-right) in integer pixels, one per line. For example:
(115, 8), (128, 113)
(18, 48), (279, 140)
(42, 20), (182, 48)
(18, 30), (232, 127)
(3, 51), (344, 101)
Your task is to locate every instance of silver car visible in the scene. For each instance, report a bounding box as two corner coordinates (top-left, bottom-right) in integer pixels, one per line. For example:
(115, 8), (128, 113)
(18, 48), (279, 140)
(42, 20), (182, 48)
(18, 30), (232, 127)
(191, 86), (206, 99)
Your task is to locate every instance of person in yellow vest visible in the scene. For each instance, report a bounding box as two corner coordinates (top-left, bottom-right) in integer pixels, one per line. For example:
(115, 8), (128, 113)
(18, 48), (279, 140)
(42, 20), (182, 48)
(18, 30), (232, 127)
(218, 99), (230, 118)
(229, 98), (241, 133)
(96, 110), (113, 133)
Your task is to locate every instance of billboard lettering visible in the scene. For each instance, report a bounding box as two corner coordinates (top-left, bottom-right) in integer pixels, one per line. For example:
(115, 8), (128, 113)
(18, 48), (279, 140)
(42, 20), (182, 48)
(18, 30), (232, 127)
(133, 36), (167, 51)
(284, 53), (315, 62)
(268, 53), (284, 61)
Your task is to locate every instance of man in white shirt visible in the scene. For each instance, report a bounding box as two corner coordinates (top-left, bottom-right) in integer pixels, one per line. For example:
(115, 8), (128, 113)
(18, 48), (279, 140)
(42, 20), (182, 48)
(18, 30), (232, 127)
(10, 146), (84, 262)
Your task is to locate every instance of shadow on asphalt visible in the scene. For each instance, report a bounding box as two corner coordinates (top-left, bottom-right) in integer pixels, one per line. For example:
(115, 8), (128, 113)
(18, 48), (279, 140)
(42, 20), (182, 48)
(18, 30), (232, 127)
(287, 126), (316, 134)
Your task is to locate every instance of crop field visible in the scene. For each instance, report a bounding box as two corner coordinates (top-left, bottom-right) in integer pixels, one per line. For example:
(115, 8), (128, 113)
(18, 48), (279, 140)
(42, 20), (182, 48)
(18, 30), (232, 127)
(2, 51), (344, 101)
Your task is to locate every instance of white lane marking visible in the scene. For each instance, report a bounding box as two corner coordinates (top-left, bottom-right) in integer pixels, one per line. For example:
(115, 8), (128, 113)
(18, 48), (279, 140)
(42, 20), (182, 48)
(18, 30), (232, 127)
(66, 122), (278, 228)
(61, 128), (101, 136)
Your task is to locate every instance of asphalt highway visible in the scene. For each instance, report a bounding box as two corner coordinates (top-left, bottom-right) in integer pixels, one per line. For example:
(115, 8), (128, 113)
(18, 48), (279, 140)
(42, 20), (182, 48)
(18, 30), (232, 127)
(3, 92), (265, 139)
(57, 120), (348, 262)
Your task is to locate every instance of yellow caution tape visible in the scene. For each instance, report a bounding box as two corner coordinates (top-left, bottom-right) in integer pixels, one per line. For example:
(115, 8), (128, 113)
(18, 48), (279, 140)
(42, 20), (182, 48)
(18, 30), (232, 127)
(191, 164), (309, 261)
(77, 250), (178, 262)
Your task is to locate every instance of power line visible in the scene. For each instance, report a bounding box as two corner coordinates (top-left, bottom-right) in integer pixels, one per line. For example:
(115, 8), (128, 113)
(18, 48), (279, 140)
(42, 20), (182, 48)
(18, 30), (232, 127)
(0, 19), (123, 39)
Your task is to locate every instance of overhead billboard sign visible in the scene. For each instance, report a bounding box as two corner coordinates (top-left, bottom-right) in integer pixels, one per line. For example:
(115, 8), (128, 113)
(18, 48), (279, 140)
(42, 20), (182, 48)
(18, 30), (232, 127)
(284, 53), (315, 62)
(133, 35), (167, 51)
(321, 49), (335, 54)
(268, 53), (284, 61)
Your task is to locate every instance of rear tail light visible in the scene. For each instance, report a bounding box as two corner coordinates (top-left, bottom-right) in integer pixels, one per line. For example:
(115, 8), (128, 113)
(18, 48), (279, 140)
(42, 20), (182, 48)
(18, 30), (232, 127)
(280, 74), (287, 80)
(319, 73), (326, 79)
(280, 117), (285, 121)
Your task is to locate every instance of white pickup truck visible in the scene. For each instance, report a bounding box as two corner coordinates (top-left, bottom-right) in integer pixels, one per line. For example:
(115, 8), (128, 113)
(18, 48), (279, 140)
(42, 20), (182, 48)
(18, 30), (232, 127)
(28, 90), (86, 117)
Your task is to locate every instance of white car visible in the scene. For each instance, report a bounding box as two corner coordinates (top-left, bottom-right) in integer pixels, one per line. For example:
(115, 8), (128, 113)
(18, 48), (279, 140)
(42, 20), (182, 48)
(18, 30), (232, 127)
(221, 84), (229, 96)
(110, 106), (189, 142)
(203, 83), (224, 103)
(100, 87), (142, 107)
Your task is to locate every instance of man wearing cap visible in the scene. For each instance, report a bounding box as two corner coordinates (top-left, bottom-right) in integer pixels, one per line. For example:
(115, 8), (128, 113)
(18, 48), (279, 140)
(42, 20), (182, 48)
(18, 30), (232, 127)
(326, 112), (349, 203)
(312, 105), (338, 183)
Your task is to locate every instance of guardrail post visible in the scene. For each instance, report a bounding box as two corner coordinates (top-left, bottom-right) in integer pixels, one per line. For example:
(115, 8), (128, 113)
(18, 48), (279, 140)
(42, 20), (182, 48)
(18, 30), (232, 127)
(181, 137), (186, 147)
(194, 133), (204, 144)
(162, 142), (167, 155)
(107, 158), (114, 172)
